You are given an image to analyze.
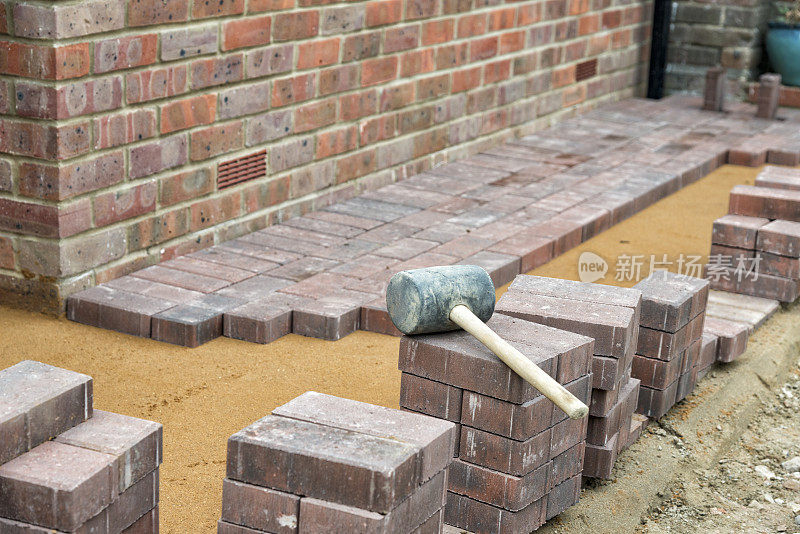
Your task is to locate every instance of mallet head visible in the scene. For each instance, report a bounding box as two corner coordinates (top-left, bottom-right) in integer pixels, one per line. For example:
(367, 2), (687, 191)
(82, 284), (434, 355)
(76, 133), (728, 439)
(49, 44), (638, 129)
(386, 265), (495, 335)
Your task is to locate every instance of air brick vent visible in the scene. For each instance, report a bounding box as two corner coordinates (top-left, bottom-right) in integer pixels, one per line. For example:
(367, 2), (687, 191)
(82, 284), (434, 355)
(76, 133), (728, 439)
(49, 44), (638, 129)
(218, 150), (267, 190)
(576, 59), (598, 82)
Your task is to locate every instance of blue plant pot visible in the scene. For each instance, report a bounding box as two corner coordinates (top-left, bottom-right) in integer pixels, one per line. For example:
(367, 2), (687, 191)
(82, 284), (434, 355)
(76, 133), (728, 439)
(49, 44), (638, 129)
(766, 22), (800, 87)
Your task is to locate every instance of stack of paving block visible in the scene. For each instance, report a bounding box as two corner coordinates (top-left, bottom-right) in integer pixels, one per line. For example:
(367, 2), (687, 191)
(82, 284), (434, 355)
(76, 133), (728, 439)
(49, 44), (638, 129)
(710, 165), (800, 304)
(398, 313), (594, 532)
(0, 360), (162, 533)
(494, 276), (642, 480)
(631, 272), (709, 418)
(220, 391), (455, 533)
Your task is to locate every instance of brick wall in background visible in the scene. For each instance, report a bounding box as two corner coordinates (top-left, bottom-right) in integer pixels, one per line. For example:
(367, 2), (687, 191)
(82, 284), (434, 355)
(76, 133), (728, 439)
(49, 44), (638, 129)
(0, 0), (653, 313)
(665, 0), (768, 97)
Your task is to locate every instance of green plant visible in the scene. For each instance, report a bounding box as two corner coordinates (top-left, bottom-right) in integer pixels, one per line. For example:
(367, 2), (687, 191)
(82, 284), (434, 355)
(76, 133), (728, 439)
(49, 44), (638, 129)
(778, 0), (800, 24)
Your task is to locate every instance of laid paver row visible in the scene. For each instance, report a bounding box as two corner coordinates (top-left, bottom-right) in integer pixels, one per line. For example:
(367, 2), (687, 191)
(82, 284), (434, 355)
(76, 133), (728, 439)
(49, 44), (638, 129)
(66, 96), (800, 347)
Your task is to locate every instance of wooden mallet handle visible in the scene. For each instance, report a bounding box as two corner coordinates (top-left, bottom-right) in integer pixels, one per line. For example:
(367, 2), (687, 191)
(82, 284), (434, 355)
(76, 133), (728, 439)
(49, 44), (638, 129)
(449, 304), (589, 420)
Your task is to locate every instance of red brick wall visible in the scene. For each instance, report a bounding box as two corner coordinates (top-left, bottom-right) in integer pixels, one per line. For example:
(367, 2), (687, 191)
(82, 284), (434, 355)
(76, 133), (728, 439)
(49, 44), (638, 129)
(0, 0), (652, 312)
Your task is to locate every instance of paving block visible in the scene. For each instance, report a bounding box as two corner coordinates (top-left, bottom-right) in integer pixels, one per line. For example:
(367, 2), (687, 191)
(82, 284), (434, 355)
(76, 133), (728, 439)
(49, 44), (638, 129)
(729, 185), (800, 223)
(360, 299), (402, 336)
(0, 360), (93, 465)
(586, 377), (639, 446)
(507, 274), (642, 310)
(549, 416), (588, 460)
(399, 314), (592, 403)
(272, 391), (456, 482)
(460, 389), (552, 442)
(675, 364), (700, 403)
(107, 469), (160, 533)
(545, 474), (581, 520)
(151, 305), (223, 347)
(223, 294), (296, 344)
(704, 300), (764, 332)
(636, 380), (678, 419)
(292, 299), (361, 340)
(631, 352), (683, 390)
(636, 312), (703, 360)
(448, 459), (549, 512)
(54, 410), (162, 494)
(123, 506), (158, 533)
(67, 286), (177, 338)
(755, 166), (800, 191)
(226, 415), (419, 513)
(220, 478), (300, 533)
(709, 243), (755, 263)
(756, 73), (781, 120)
(711, 214), (769, 249)
(413, 509), (442, 534)
(132, 265), (231, 293)
(703, 66), (725, 112)
(707, 289), (779, 318)
(496, 292), (635, 358)
(549, 442), (585, 489)
(444, 491), (546, 534)
(634, 271), (709, 332)
(756, 219), (800, 257)
(589, 383), (621, 417)
(591, 353), (631, 391)
(297, 469), (446, 534)
(703, 316), (748, 363)
(622, 413), (649, 451)
(400, 372), (463, 423)
(708, 268), (799, 303)
(759, 251), (800, 280)
(582, 433), (618, 479)
(0, 441), (116, 531)
(458, 251), (521, 288)
(549, 373), (594, 426)
(458, 425), (552, 478)
(698, 332), (718, 372)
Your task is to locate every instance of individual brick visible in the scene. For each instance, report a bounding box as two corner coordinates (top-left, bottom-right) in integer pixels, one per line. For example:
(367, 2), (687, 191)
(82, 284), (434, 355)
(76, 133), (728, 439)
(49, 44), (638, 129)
(621, 413), (648, 452)
(297, 469), (446, 534)
(360, 299), (402, 336)
(0, 360), (92, 465)
(226, 415), (419, 513)
(711, 214), (769, 249)
(151, 305), (223, 347)
(68, 286), (177, 338)
(400, 372), (462, 422)
(636, 380), (678, 419)
(0, 441), (116, 531)
(223, 296), (294, 344)
(708, 268), (799, 303)
(636, 312), (704, 361)
(729, 185), (800, 223)
(675, 364), (699, 403)
(703, 66), (725, 112)
(448, 458), (549, 512)
(545, 474), (581, 520)
(756, 219), (800, 257)
(272, 391), (455, 483)
(549, 373), (594, 427)
(548, 415), (587, 460)
(444, 491), (546, 534)
(582, 433), (618, 479)
(703, 316), (748, 363)
(220, 479), (300, 533)
(460, 389), (552, 442)
(458, 251), (521, 287)
(124, 504), (158, 533)
(507, 274), (642, 310)
(697, 332), (718, 372)
(586, 377), (638, 446)
(291, 299), (360, 340)
(496, 291), (635, 358)
(756, 73), (781, 120)
(458, 425), (552, 477)
(399, 314), (592, 403)
(107, 468), (159, 533)
(759, 251), (800, 279)
(589, 382), (621, 417)
(549, 442), (585, 489)
(633, 271), (709, 332)
(755, 166), (800, 191)
(55, 410), (162, 494)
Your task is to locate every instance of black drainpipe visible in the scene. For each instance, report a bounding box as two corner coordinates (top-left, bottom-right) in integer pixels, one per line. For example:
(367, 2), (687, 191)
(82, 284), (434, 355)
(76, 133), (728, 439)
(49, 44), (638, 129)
(647, 0), (672, 99)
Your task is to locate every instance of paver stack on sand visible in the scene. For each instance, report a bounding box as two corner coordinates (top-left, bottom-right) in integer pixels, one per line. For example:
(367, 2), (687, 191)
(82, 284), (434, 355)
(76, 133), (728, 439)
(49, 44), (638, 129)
(220, 392), (455, 533)
(631, 272), (709, 418)
(494, 276), (641, 479)
(398, 312), (594, 531)
(0, 360), (162, 533)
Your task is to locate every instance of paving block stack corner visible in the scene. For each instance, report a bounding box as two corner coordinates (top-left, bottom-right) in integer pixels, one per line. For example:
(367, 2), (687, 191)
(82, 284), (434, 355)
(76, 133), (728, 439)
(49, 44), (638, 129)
(398, 312), (593, 531)
(0, 360), (162, 533)
(495, 275), (641, 479)
(220, 391), (455, 533)
(632, 272), (709, 418)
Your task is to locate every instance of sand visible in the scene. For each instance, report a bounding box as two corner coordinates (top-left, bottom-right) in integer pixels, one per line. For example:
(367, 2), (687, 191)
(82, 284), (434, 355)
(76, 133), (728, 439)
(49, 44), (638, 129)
(0, 164), (767, 532)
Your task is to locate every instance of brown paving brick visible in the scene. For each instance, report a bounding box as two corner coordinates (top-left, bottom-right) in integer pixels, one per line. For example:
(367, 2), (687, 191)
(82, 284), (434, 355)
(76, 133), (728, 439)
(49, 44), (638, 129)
(496, 291), (635, 358)
(550, 442), (585, 489)
(459, 425), (552, 477)
(220, 478), (299, 533)
(122, 504), (158, 533)
(488, 232), (555, 272)
(189, 248), (279, 273)
(278, 272), (355, 299)
(0, 441), (116, 531)
(634, 271), (709, 332)
(273, 391), (455, 482)
(586, 376), (639, 446)
(549, 373), (594, 427)
(711, 214), (769, 249)
(226, 415), (419, 513)
(238, 231), (326, 257)
(292, 299), (360, 340)
(675, 364), (699, 402)
(729, 184), (800, 222)
(162, 256), (255, 283)
(131, 265), (230, 293)
(284, 215), (367, 239)
(703, 316), (748, 363)
(636, 312), (703, 361)
(636, 380), (678, 419)
(444, 491), (546, 534)
(264, 224), (348, 248)
(582, 432), (618, 479)
(399, 314), (590, 403)
(104, 275), (204, 304)
(508, 274), (642, 309)
(67, 285), (176, 338)
(449, 458), (549, 512)
(0, 360), (92, 465)
(756, 219), (800, 257)
(400, 372), (462, 423)
(592, 353), (629, 391)
(698, 332), (718, 372)
(298, 469), (446, 534)
(756, 166), (800, 191)
(215, 275), (293, 300)
(458, 251), (521, 287)
(360, 299), (402, 336)
(549, 415), (587, 460)
(708, 268), (799, 302)
(223, 295), (297, 344)
(759, 251), (800, 279)
(151, 305), (223, 347)
(545, 474), (581, 519)
(460, 389), (556, 443)
(107, 468), (159, 533)
(55, 410), (161, 494)
(311, 238), (382, 262)
(268, 256), (342, 281)
(216, 240), (303, 265)
(305, 209), (384, 230)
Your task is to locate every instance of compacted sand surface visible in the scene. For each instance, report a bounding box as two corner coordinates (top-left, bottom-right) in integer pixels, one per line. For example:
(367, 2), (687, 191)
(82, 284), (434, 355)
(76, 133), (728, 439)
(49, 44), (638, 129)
(0, 164), (769, 532)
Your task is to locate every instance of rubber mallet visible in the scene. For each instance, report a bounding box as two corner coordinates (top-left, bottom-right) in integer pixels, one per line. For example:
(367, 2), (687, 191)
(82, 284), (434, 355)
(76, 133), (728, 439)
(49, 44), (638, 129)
(386, 265), (589, 420)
